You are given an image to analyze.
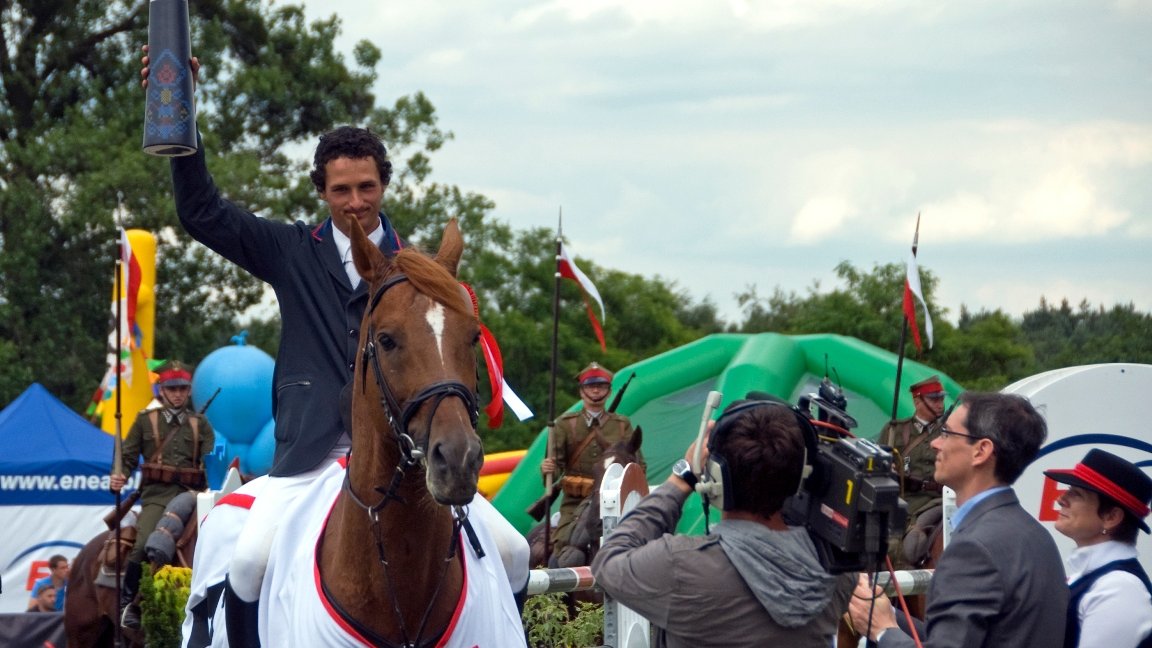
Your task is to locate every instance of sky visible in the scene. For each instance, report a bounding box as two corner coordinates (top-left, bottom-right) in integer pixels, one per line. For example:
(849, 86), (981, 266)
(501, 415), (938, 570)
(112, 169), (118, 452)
(299, 0), (1152, 326)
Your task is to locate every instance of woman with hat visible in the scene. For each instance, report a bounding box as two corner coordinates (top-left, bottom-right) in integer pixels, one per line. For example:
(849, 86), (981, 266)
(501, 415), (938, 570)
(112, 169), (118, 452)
(1045, 449), (1152, 648)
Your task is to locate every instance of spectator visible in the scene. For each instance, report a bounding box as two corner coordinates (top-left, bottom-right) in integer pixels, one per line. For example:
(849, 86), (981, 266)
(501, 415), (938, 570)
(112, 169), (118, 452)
(592, 398), (854, 646)
(1045, 449), (1152, 648)
(29, 584), (58, 613)
(849, 391), (1068, 647)
(27, 556), (68, 612)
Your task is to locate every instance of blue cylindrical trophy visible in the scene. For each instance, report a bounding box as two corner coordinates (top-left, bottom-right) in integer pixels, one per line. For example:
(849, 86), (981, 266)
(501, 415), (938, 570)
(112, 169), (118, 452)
(143, 0), (197, 157)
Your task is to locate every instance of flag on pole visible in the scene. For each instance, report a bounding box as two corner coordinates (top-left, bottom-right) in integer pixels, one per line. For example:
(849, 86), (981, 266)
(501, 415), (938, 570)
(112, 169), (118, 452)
(557, 242), (606, 352)
(903, 250), (934, 351)
(119, 228), (142, 347)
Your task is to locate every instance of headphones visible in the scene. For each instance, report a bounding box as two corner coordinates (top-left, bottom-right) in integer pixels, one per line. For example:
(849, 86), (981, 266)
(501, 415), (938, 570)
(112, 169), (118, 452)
(695, 394), (819, 512)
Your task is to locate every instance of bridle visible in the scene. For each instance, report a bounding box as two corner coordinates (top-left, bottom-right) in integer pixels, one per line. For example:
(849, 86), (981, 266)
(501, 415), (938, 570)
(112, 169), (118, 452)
(360, 273), (480, 468)
(338, 271), (485, 648)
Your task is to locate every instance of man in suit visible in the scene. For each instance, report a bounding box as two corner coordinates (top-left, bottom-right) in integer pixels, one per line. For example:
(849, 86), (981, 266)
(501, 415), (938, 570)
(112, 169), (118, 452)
(849, 391), (1067, 647)
(152, 51), (528, 648)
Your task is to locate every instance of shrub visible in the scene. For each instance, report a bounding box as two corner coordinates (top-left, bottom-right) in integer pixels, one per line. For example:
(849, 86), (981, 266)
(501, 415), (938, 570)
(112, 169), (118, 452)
(140, 564), (192, 648)
(522, 593), (604, 648)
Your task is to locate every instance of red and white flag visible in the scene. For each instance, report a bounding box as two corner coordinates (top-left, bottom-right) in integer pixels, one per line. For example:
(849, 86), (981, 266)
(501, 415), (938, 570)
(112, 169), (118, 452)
(557, 242), (606, 352)
(903, 251), (934, 351)
(104, 229), (143, 388)
(119, 228), (142, 342)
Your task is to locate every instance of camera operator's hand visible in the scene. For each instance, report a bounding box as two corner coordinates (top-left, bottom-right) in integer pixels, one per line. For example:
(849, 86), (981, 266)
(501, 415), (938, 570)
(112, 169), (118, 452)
(684, 439), (709, 467)
(848, 574), (898, 642)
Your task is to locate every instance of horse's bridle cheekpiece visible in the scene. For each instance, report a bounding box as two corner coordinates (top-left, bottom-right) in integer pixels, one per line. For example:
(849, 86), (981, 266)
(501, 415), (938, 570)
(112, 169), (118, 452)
(361, 273), (480, 468)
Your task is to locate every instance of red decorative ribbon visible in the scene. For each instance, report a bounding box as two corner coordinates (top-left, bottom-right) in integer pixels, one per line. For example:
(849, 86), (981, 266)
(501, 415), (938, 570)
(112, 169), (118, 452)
(460, 282), (505, 429)
(1067, 463), (1150, 518)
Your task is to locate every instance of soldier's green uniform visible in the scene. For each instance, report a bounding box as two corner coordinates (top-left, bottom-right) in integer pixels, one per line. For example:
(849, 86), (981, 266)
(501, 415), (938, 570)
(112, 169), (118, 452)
(112, 362), (214, 630)
(551, 409), (644, 550)
(119, 403), (215, 562)
(880, 375), (947, 569)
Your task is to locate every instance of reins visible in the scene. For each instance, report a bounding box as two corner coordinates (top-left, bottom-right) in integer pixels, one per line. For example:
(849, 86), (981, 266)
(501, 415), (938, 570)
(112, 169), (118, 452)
(338, 271), (484, 648)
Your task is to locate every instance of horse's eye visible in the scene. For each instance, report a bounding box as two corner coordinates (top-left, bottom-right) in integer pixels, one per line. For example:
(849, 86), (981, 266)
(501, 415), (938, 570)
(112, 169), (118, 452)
(377, 333), (397, 351)
(472, 332), (481, 347)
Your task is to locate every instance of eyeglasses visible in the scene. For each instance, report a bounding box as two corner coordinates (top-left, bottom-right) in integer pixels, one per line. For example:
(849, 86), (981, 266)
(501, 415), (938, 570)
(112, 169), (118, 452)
(938, 402), (984, 442)
(939, 426), (982, 441)
(923, 394), (946, 402)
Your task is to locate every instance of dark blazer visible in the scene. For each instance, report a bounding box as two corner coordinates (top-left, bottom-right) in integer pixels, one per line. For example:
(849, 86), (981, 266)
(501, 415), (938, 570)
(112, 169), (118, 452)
(171, 147), (402, 476)
(881, 488), (1068, 648)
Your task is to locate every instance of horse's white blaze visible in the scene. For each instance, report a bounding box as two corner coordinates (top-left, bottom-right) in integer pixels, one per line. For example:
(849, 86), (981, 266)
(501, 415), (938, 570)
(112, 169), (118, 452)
(426, 301), (446, 364)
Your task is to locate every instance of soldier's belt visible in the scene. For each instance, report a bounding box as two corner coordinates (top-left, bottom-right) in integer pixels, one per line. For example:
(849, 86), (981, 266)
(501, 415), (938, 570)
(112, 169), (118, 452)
(560, 475), (595, 499)
(141, 462), (207, 490)
(903, 475), (943, 494)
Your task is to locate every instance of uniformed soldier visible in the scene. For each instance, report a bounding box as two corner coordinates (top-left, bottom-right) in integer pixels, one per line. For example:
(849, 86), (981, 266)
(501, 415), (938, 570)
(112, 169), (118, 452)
(540, 362), (644, 557)
(110, 361), (214, 629)
(880, 374), (947, 568)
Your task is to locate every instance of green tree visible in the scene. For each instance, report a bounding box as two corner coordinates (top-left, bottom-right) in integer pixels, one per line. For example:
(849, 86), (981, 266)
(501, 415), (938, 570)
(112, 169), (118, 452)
(734, 261), (944, 355)
(0, 1), (449, 408)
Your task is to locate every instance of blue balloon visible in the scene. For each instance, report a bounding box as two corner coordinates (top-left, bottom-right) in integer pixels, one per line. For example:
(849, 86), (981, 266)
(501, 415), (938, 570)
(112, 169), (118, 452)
(245, 419), (277, 476)
(192, 333), (274, 445)
(227, 441), (251, 475)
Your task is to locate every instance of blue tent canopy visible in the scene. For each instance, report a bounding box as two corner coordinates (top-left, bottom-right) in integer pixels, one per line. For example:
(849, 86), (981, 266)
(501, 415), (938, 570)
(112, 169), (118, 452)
(0, 383), (118, 505)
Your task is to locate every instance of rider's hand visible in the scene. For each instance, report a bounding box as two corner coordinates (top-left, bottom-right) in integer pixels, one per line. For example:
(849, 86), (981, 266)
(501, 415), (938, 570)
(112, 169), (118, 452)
(109, 473), (126, 493)
(140, 45), (201, 89)
(540, 458), (556, 476)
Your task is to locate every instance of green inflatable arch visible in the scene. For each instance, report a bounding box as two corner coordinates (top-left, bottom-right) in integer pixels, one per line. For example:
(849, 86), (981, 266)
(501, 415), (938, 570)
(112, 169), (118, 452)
(491, 333), (961, 536)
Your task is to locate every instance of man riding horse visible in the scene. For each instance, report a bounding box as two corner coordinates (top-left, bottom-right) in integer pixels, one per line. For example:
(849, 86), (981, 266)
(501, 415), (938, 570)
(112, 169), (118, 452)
(110, 361), (213, 629)
(540, 363), (645, 564)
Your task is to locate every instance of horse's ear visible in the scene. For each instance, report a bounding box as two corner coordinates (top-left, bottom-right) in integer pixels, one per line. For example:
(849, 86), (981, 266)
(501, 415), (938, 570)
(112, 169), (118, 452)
(629, 426), (643, 453)
(349, 217), (389, 282)
(434, 218), (463, 278)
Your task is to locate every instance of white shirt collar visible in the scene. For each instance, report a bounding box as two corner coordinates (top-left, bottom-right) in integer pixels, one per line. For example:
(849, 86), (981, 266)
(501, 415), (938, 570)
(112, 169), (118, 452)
(1065, 540), (1139, 582)
(331, 219), (385, 288)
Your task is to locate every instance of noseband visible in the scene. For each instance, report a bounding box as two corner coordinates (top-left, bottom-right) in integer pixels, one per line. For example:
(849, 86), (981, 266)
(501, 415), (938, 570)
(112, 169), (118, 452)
(340, 272), (486, 648)
(360, 273), (480, 467)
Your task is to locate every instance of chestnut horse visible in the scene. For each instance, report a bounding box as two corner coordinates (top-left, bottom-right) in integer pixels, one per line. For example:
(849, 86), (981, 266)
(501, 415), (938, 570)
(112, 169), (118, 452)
(254, 219), (525, 647)
(65, 498), (199, 647)
(65, 528), (143, 648)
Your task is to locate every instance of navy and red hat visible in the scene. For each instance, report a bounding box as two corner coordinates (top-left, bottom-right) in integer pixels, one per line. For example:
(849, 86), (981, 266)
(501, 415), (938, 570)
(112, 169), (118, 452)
(1045, 449), (1152, 534)
(909, 375), (945, 399)
(156, 362), (193, 388)
(576, 362), (613, 386)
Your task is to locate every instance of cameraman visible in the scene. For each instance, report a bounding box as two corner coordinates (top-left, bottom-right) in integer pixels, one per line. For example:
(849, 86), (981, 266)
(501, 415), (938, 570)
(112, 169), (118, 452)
(591, 400), (854, 647)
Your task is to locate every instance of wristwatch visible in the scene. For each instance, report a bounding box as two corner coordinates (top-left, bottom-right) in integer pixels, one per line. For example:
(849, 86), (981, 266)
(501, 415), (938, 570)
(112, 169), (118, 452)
(671, 459), (698, 489)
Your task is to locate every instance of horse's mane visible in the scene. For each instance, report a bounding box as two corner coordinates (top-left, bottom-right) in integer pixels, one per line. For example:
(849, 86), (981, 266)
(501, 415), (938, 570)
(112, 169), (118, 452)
(385, 247), (472, 316)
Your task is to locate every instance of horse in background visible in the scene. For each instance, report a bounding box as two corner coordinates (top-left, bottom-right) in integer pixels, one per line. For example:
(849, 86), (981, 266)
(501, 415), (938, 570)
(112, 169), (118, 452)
(65, 490), (200, 647)
(527, 427), (644, 584)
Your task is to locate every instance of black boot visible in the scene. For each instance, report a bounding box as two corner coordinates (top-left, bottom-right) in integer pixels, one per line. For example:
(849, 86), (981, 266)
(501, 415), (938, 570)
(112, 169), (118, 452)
(224, 575), (262, 648)
(120, 560), (143, 630)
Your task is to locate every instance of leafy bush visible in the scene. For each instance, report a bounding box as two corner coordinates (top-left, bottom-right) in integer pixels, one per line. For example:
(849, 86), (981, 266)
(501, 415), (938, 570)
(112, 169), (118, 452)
(522, 593), (604, 648)
(140, 564), (192, 648)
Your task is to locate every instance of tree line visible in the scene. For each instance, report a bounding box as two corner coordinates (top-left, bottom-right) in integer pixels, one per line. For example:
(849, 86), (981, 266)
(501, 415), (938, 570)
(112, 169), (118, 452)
(3, 2), (1149, 453)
